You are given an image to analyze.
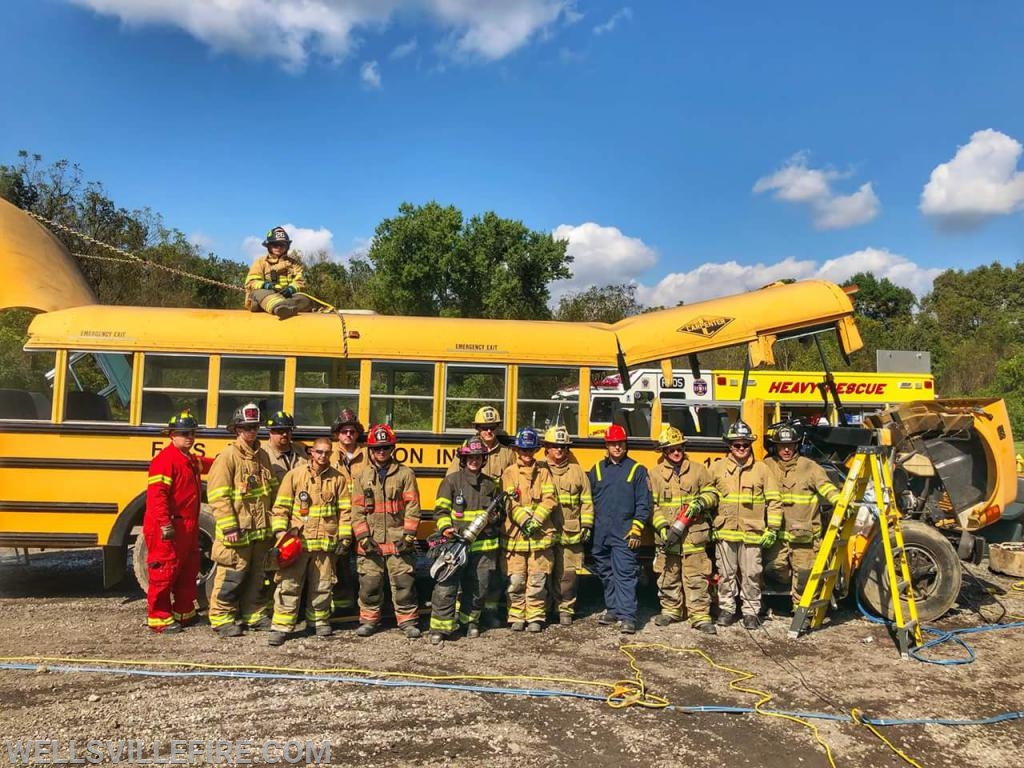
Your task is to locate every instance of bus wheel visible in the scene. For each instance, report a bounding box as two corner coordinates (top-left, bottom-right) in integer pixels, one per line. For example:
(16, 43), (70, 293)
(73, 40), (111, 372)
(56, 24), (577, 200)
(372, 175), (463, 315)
(131, 504), (216, 610)
(856, 520), (961, 622)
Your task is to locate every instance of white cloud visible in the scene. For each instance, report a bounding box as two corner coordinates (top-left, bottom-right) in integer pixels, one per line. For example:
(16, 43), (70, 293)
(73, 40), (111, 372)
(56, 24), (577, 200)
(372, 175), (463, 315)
(920, 129), (1024, 228)
(753, 152), (880, 230)
(188, 231), (213, 251)
(66, 0), (573, 70)
(636, 248), (941, 307)
(242, 224), (337, 261)
(360, 60), (382, 88)
(593, 7), (632, 35)
(390, 37), (418, 58)
(549, 222), (657, 299)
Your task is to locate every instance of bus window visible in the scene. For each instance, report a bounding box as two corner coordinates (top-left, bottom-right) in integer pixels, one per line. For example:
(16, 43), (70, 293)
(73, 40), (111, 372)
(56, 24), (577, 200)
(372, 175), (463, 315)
(443, 364), (505, 432)
(370, 361), (434, 431)
(142, 354), (210, 425)
(662, 399), (699, 436)
(0, 350), (54, 420)
(219, 356), (285, 422)
(518, 365), (579, 432)
(64, 351), (134, 422)
(295, 356), (361, 427)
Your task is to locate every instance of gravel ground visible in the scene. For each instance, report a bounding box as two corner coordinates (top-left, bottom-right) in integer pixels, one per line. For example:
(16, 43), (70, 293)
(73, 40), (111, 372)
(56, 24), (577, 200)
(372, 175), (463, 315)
(1, 549), (1023, 767)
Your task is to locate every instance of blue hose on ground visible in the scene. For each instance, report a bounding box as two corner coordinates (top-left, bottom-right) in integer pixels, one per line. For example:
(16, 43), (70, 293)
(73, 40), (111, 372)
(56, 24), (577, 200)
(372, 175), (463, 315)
(3, 661), (1023, 729)
(854, 588), (1024, 665)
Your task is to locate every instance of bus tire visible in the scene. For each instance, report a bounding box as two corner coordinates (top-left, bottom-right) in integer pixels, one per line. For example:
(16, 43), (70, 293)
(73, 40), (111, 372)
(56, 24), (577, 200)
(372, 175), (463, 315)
(132, 504), (216, 610)
(856, 520), (961, 622)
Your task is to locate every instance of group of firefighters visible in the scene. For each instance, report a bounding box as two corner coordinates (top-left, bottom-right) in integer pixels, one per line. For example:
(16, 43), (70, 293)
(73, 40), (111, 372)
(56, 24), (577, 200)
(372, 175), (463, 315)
(145, 397), (841, 645)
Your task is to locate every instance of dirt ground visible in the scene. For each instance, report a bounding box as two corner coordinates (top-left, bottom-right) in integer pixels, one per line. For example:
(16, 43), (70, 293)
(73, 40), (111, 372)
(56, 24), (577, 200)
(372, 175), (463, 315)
(1, 549), (1023, 768)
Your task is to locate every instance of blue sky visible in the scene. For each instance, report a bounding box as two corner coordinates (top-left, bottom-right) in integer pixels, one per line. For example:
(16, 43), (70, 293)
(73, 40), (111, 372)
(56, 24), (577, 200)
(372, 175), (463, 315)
(2, 1), (1023, 305)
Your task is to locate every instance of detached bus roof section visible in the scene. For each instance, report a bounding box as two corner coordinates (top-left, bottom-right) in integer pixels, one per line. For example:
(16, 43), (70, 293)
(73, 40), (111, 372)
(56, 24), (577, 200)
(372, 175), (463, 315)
(25, 280), (862, 367)
(0, 198), (96, 312)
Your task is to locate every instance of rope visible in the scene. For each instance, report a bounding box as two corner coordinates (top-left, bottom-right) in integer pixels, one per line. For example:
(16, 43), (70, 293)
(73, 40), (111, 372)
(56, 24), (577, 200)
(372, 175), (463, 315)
(851, 709), (924, 768)
(26, 209), (244, 293)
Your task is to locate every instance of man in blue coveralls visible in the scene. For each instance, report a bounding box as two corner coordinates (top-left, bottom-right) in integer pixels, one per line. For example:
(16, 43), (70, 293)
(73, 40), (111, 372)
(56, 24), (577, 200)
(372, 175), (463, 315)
(587, 424), (652, 634)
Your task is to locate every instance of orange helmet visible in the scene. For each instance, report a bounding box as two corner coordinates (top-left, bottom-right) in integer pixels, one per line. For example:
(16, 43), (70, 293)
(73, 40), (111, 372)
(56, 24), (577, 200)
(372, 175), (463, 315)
(367, 423), (397, 448)
(604, 424), (628, 443)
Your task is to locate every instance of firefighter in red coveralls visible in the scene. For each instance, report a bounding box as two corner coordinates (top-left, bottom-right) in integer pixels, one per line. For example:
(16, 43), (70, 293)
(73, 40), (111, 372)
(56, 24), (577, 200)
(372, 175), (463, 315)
(144, 410), (203, 633)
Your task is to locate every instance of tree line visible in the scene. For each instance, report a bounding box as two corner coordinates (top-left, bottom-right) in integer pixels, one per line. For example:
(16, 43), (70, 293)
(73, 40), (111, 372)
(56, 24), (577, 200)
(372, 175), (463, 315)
(2, 153), (1021, 436)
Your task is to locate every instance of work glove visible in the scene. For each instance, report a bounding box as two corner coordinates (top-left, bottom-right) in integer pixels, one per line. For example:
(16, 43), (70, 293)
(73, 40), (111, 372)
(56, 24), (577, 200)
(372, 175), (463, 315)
(520, 517), (541, 537)
(334, 537), (352, 556)
(624, 520), (643, 550)
(160, 523), (175, 541)
(687, 497), (706, 518)
(359, 535), (379, 555)
(395, 533), (417, 554)
(261, 280), (274, 290)
(580, 527), (593, 544)
(280, 285), (296, 298)
(759, 529), (779, 549)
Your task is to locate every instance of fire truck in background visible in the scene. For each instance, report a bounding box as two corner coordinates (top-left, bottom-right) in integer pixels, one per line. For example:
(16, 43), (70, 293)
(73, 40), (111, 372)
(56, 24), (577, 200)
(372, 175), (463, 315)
(572, 368), (936, 436)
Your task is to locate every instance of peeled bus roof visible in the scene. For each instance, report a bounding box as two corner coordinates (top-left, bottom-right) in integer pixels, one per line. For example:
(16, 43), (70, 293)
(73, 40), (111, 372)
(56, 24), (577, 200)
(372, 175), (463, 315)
(24, 278), (862, 367)
(0, 198), (96, 312)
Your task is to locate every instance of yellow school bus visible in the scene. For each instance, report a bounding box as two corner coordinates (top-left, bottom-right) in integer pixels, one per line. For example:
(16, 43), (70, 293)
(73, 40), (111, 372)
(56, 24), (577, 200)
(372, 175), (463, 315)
(0, 198), (869, 589)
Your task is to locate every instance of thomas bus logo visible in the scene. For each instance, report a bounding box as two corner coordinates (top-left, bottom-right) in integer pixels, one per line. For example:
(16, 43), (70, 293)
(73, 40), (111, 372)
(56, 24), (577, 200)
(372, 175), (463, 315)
(677, 316), (734, 338)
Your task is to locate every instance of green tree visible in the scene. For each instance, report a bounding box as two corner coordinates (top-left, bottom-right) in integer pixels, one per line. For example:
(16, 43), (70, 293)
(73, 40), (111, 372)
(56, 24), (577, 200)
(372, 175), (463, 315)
(365, 202), (571, 318)
(844, 272), (916, 322)
(555, 283), (643, 324)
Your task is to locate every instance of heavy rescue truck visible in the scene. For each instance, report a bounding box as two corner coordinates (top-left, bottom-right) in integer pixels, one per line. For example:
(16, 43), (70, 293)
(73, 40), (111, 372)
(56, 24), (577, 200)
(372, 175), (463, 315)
(0, 198), (1021, 622)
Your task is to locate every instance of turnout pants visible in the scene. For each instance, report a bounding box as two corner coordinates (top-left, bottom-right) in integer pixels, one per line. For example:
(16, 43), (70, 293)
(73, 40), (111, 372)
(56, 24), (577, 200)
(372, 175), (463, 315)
(715, 540), (763, 618)
(249, 289), (315, 316)
(764, 539), (819, 603)
(654, 550), (713, 626)
(271, 550), (336, 631)
(430, 550), (497, 634)
(332, 552), (357, 617)
(357, 551), (418, 626)
(591, 529), (639, 624)
(145, 526), (200, 630)
(506, 549), (553, 623)
(551, 543), (583, 617)
(208, 538), (273, 628)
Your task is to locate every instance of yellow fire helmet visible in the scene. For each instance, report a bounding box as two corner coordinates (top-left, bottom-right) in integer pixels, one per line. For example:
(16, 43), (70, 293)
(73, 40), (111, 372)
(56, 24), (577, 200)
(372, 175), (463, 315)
(543, 425), (572, 446)
(473, 406), (501, 427)
(658, 425), (686, 450)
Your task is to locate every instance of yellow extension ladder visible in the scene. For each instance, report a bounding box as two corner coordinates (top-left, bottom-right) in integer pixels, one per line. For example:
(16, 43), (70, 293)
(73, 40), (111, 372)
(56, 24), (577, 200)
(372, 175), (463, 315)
(787, 445), (924, 659)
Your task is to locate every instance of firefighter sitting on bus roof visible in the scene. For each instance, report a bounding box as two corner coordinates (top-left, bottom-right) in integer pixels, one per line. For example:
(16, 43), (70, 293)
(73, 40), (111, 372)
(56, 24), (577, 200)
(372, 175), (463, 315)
(267, 436), (351, 646)
(762, 424), (840, 615)
(244, 226), (315, 320)
(650, 426), (717, 634)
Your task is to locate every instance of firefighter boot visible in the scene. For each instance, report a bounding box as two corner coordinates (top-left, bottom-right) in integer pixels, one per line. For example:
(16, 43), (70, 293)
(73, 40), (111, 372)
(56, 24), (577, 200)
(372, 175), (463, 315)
(559, 613), (572, 627)
(268, 631), (287, 647)
(465, 623), (480, 639)
(695, 621), (718, 635)
(274, 302), (298, 320)
(247, 617), (272, 632)
(597, 611), (617, 626)
(429, 632), (446, 646)
(654, 614), (679, 627)
(216, 623), (243, 638)
(356, 623), (377, 637)
(619, 621), (637, 634)
(526, 621), (543, 633)
(742, 614), (762, 630)
(160, 622), (183, 635)
(315, 624), (333, 639)
(400, 622), (422, 639)
(510, 621), (526, 632)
